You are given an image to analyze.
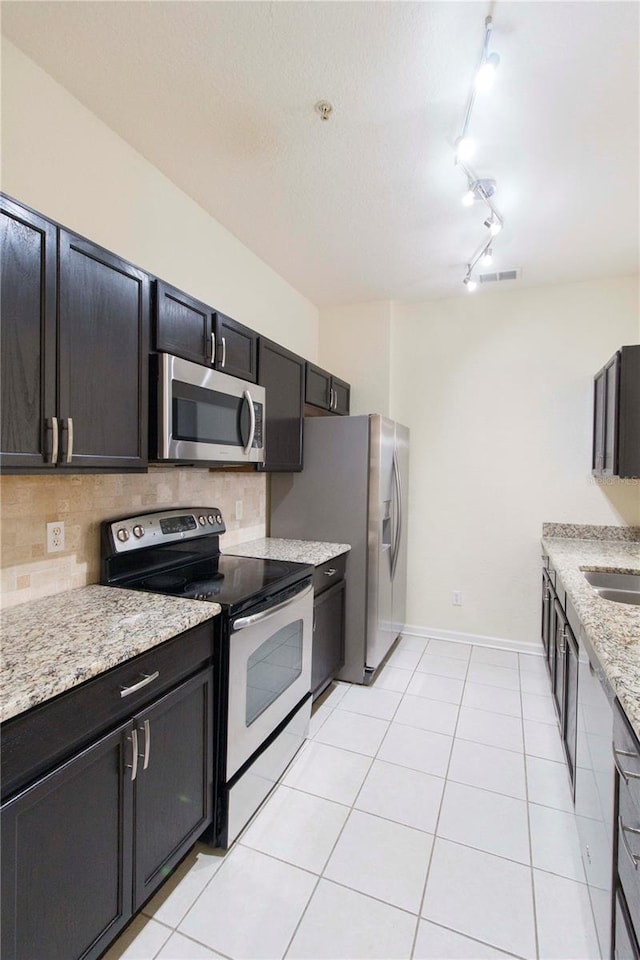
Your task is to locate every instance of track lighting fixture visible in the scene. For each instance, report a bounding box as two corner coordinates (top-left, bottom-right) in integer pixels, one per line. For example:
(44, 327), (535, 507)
(454, 15), (506, 291)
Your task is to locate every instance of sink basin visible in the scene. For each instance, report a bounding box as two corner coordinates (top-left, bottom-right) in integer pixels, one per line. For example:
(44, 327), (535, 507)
(583, 570), (640, 605)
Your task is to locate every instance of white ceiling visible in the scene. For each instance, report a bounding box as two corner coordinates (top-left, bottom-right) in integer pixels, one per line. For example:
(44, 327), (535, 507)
(2, 1), (639, 306)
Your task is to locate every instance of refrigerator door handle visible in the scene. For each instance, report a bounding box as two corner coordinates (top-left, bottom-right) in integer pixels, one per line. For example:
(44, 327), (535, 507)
(391, 449), (403, 580)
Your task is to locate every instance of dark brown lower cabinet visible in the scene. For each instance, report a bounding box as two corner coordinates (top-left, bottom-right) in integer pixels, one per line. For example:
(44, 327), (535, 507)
(312, 557), (346, 700)
(0, 668), (213, 960)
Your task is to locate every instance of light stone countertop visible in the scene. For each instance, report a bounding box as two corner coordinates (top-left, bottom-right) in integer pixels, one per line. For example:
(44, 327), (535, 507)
(542, 536), (640, 739)
(226, 538), (351, 566)
(0, 585), (220, 724)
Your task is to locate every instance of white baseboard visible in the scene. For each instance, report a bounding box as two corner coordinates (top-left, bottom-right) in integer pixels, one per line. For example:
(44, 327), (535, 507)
(402, 624), (544, 658)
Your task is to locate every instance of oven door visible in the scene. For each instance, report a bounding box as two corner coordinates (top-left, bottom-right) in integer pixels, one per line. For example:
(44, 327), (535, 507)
(158, 353), (265, 463)
(226, 581), (313, 780)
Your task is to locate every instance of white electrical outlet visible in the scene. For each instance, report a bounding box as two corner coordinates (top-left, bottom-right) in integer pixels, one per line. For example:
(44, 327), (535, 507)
(47, 521), (65, 553)
(452, 590), (462, 606)
(235, 500), (243, 520)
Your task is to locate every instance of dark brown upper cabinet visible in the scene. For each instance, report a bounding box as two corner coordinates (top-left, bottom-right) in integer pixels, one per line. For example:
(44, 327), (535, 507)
(214, 311), (258, 383)
(154, 281), (257, 383)
(1, 195), (149, 473)
(1, 197), (57, 470)
(58, 232), (149, 470)
(257, 338), (305, 472)
(154, 280), (213, 367)
(305, 362), (350, 416)
(592, 345), (640, 479)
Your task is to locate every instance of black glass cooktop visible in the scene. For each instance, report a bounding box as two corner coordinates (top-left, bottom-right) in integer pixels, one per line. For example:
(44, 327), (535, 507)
(127, 554), (312, 616)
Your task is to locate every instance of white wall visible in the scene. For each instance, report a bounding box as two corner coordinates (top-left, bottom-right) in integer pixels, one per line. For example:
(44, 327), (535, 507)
(1, 39), (318, 358)
(390, 276), (639, 647)
(319, 301), (392, 416)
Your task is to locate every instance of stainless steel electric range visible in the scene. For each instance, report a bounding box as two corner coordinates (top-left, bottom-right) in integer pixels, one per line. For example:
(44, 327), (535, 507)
(100, 507), (314, 848)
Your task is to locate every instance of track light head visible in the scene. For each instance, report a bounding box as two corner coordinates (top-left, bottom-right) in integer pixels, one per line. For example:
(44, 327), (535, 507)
(481, 247), (493, 266)
(455, 136), (476, 162)
(464, 276), (478, 292)
(461, 188), (476, 207)
(475, 51), (500, 92)
(483, 213), (503, 236)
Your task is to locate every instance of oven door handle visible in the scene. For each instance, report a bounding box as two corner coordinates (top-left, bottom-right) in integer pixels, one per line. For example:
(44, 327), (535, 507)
(243, 390), (256, 455)
(232, 583), (313, 631)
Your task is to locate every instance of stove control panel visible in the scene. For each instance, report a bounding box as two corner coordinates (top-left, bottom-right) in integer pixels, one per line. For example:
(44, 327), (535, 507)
(106, 508), (226, 554)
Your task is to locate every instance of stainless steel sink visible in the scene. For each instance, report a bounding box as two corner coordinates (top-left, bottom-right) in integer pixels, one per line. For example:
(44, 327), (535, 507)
(583, 570), (640, 605)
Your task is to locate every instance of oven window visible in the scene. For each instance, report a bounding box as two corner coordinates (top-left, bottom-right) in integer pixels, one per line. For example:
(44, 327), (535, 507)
(246, 619), (303, 726)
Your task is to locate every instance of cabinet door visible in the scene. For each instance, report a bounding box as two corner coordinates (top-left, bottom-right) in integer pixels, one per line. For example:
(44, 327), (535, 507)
(551, 600), (566, 724)
(564, 625), (578, 791)
(312, 579), (346, 699)
(592, 369), (605, 475)
(305, 362), (331, 410)
(331, 376), (351, 416)
(58, 232), (149, 469)
(602, 354), (620, 476)
(214, 312), (258, 382)
(132, 668), (213, 910)
(1, 722), (133, 960)
(0, 198), (57, 469)
(155, 280), (213, 367)
(257, 338), (304, 472)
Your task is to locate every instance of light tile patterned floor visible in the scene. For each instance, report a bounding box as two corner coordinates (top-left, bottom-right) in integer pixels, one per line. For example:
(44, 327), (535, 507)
(104, 638), (601, 960)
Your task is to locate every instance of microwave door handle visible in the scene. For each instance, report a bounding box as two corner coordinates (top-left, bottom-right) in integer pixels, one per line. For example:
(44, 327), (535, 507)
(232, 583), (313, 631)
(243, 389), (256, 454)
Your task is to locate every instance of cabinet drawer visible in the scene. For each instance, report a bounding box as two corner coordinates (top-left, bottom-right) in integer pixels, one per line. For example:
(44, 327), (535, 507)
(618, 776), (640, 926)
(313, 554), (347, 596)
(1, 621), (214, 800)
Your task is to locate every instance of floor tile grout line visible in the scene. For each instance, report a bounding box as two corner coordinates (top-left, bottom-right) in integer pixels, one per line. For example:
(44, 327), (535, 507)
(410, 637), (468, 959)
(519, 651), (541, 960)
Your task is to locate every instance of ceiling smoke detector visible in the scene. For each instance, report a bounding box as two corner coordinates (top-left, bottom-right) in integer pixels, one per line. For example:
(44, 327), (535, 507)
(314, 100), (333, 121)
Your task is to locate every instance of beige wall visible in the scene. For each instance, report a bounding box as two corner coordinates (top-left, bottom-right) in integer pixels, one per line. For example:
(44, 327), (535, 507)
(0, 470), (265, 609)
(319, 301), (392, 416)
(0, 40), (322, 609)
(1, 39), (318, 359)
(391, 276), (639, 647)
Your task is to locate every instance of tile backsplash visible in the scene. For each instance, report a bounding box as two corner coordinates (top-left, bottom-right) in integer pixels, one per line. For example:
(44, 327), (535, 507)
(0, 468), (266, 609)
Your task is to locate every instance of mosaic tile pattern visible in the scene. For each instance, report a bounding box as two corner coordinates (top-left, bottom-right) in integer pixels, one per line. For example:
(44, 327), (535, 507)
(0, 585), (219, 722)
(0, 468), (266, 609)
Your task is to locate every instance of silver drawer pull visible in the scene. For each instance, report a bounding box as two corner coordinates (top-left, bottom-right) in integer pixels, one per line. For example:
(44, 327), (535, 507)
(126, 728), (139, 782)
(612, 743), (640, 783)
(142, 718), (151, 770)
(619, 815), (640, 869)
(120, 671), (160, 698)
(323, 568), (337, 577)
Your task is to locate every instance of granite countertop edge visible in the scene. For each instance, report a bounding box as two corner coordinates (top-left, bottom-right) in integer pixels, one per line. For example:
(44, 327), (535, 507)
(0, 585), (220, 724)
(225, 537), (351, 566)
(541, 536), (640, 739)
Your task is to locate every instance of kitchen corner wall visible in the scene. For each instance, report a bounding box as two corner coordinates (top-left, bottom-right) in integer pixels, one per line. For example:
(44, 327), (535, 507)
(319, 301), (392, 417)
(0, 470), (266, 609)
(319, 275), (640, 648)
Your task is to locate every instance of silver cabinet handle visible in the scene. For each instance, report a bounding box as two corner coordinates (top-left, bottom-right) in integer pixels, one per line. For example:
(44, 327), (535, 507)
(243, 389), (256, 454)
(323, 568), (337, 577)
(233, 583), (313, 631)
(329, 387), (334, 410)
(141, 718), (151, 770)
(618, 815), (640, 869)
(120, 670), (160, 698)
(47, 416), (59, 464)
(612, 743), (640, 782)
(221, 336), (227, 368)
(63, 417), (74, 463)
(127, 727), (139, 782)
(210, 331), (216, 364)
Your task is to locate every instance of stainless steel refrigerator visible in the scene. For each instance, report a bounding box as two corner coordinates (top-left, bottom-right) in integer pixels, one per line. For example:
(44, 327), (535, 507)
(270, 415), (409, 684)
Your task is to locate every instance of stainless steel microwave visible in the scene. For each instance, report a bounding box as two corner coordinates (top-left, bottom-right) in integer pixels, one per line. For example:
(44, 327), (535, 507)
(154, 353), (265, 464)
